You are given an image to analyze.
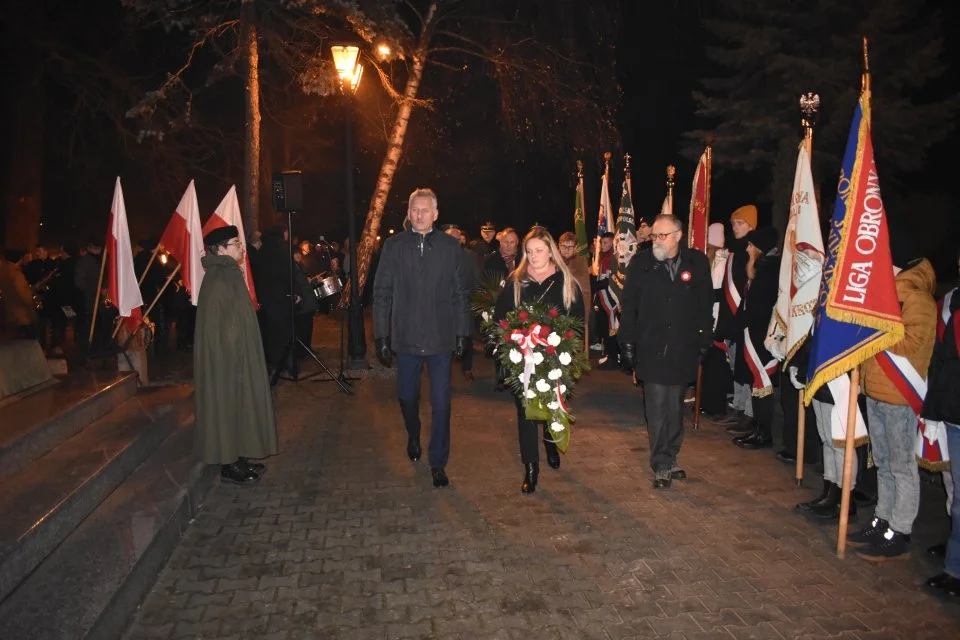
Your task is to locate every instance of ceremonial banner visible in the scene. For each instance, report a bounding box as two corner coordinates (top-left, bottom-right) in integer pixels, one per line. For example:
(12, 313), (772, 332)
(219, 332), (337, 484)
(597, 171), (613, 236)
(609, 181), (637, 311)
(159, 180), (205, 305)
(574, 171), (589, 257)
(106, 177), (144, 331)
(805, 91), (904, 403)
(766, 145), (824, 364)
(203, 185), (259, 309)
(687, 149), (710, 252)
(660, 193), (672, 217)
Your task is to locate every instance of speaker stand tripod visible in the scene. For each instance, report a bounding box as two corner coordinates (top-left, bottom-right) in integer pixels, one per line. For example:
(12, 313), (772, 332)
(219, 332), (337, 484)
(269, 209), (352, 394)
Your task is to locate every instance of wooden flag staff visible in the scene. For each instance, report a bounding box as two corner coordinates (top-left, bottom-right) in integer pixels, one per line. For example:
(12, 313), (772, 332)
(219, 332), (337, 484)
(837, 37), (872, 560)
(87, 244), (109, 345)
(137, 244), (162, 286)
(112, 263), (182, 342)
(795, 90), (820, 487)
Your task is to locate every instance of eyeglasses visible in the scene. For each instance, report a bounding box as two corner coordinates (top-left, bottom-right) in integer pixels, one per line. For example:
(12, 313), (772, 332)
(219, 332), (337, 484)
(559, 244), (577, 250)
(650, 230), (680, 242)
(227, 239), (243, 249)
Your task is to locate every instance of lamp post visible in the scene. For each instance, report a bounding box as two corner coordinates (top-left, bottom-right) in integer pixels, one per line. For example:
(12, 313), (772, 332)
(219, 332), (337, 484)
(331, 44), (368, 369)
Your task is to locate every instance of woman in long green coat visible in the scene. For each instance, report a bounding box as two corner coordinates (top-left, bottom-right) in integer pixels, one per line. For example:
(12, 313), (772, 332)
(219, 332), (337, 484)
(195, 226), (277, 485)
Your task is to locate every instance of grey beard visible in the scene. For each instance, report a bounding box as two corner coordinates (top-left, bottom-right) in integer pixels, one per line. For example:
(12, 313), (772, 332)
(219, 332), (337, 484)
(652, 245), (668, 261)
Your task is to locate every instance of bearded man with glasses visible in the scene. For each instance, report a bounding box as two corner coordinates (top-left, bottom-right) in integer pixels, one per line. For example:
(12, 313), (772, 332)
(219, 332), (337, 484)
(618, 214), (713, 489)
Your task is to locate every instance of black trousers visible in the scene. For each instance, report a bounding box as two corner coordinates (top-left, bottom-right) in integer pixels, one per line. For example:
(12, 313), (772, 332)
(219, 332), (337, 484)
(753, 393), (775, 438)
(644, 383), (686, 472)
(699, 344), (732, 416)
(515, 401), (558, 464)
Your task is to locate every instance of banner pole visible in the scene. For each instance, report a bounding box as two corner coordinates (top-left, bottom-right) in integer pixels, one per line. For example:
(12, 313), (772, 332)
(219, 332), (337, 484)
(836, 367), (860, 559)
(795, 388), (806, 486)
(88, 244), (108, 345)
(665, 165), (676, 216)
(693, 364), (703, 430)
(113, 263), (181, 341)
(137, 244), (161, 286)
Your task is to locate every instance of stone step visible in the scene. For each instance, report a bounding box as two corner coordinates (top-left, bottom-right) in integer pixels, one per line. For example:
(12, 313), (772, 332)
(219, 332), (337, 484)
(0, 404), (215, 640)
(0, 385), (187, 602)
(0, 372), (138, 480)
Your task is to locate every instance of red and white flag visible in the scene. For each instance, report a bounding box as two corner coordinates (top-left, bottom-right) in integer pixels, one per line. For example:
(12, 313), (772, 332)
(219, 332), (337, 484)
(687, 149), (709, 252)
(159, 180), (205, 305)
(106, 177), (143, 330)
(202, 185), (258, 308)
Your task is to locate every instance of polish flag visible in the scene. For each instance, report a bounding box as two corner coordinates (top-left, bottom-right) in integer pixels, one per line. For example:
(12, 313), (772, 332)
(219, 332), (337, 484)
(159, 180), (205, 305)
(202, 185), (259, 308)
(106, 177), (144, 330)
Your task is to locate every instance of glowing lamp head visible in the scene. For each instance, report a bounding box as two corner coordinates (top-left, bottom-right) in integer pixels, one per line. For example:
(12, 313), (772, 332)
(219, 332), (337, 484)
(330, 45), (361, 81)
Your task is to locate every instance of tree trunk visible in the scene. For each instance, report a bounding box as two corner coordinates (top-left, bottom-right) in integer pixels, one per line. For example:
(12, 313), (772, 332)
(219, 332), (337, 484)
(352, 2), (437, 298)
(242, 1), (261, 234)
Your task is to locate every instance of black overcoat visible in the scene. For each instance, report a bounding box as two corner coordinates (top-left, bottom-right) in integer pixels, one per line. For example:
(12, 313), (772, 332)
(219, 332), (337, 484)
(922, 286), (960, 424)
(618, 246), (713, 385)
(372, 228), (470, 356)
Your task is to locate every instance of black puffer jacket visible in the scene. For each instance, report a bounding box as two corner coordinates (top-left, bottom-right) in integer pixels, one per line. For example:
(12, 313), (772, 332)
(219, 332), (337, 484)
(618, 246), (714, 385)
(372, 228), (470, 356)
(922, 286), (960, 424)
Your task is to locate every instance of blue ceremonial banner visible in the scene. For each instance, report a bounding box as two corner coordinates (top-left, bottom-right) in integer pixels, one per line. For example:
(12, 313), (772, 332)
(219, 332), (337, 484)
(805, 91), (904, 403)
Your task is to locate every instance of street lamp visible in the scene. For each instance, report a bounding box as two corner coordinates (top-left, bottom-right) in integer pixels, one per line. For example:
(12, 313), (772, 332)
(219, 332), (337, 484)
(331, 44), (368, 369)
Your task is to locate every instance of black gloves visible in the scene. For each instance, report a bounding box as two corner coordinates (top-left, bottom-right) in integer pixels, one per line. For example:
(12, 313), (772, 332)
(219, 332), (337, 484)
(454, 335), (470, 360)
(620, 342), (636, 369)
(375, 337), (393, 366)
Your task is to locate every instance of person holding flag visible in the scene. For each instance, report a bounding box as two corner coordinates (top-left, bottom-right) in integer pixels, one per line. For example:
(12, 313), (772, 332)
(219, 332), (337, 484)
(194, 225), (277, 486)
(715, 205), (758, 433)
(730, 227), (780, 450)
(853, 240), (936, 561)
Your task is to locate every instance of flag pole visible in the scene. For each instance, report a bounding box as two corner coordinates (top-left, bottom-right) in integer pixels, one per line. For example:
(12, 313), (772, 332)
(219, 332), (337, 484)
(665, 165), (676, 215)
(838, 43), (871, 559)
(795, 91), (821, 487)
(114, 263), (182, 342)
(137, 244), (162, 286)
(88, 244), (109, 345)
(837, 367), (860, 559)
(624, 152), (632, 201)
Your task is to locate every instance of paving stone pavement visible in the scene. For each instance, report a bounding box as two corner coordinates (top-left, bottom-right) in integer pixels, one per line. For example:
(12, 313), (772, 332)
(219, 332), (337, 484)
(126, 320), (960, 640)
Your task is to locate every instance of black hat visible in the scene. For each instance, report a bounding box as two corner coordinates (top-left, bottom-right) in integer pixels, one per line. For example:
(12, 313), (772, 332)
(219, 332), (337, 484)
(480, 221), (496, 231)
(745, 227), (778, 254)
(441, 223), (461, 232)
(203, 225), (239, 246)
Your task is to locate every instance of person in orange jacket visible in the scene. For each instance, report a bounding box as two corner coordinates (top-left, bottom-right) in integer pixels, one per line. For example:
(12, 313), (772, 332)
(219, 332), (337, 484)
(850, 240), (937, 562)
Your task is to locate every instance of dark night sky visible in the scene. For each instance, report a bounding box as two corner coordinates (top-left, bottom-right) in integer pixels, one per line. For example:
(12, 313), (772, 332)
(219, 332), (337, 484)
(2, 0), (958, 278)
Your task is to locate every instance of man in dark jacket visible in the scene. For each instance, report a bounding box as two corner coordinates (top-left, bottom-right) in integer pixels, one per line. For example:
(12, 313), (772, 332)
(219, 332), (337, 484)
(373, 188), (470, 488)
(619, 214), (713, 489)
(731, 226), (780, 450)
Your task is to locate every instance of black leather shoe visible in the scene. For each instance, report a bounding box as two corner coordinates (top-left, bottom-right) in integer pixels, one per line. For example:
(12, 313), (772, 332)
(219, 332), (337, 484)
(407, 438), (422, 462)
(221, 462), (261, 486)
(238, 457), (266, 474)
(431, 467), (449, 487)
(927, 573), (960, 595)
(814, 495), (856, 521)
(928, 543), (947, 558)
(653, 477), (672, 490)
(544, 440), (561, 469)
(796, 481), (834, 511)
(521, 462), (539, 494)
(736, 433), (773, 450)
(670, 467), (687, 480)
(775, 450), (796, 463)
(732, 430), (759, 445)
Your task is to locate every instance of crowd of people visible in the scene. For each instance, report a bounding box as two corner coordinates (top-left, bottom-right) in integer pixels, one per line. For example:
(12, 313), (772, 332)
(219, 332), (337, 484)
(3, 185), (959, 594)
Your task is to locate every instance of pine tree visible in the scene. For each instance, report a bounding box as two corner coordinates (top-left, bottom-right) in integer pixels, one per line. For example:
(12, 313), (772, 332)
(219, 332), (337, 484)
(682, 0), (959, 232)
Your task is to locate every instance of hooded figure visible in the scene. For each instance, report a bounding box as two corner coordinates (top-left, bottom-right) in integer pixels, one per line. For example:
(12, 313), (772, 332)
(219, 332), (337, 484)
(195, 225), (277, 485)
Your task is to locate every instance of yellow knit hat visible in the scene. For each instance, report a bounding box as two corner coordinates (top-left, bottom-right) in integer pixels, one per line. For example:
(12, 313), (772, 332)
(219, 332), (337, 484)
(730, 204), (757, 229)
